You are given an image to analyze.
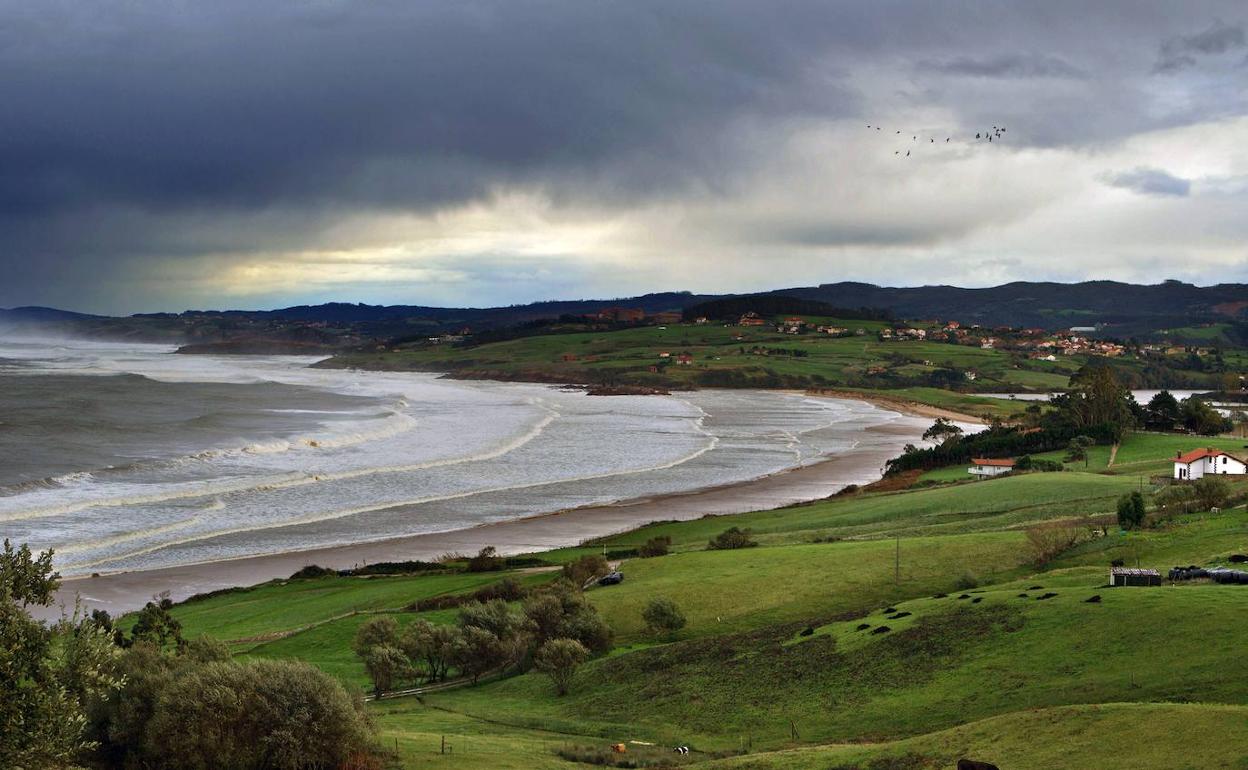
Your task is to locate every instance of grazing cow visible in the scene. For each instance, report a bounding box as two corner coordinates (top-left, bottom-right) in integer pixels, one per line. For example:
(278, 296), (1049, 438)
(958, 760), (1000, 770)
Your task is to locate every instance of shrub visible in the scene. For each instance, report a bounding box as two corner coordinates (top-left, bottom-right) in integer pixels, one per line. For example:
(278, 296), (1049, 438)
(562, 554), (610, 586)
(1116, 491), (1147, 530)
(289, 564), (336, 579)
(467, 546), (503, 572)
(1154, 483), (1197, 515)
(533, 638), (590, 696)
(1024, 520), (1086, 566)
(641, 597), (687, 639)
(707, 527), (758, 550)
(406, 577), (527, 612)
(1193, 476), (1232, 511)
(953, 571), (978, 591)
(638, 536), (671, 558)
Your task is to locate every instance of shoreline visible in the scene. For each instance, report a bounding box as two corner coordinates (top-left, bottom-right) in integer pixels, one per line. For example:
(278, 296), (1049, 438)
(52, 412), (926, 618)
(803, 388), (989, 425)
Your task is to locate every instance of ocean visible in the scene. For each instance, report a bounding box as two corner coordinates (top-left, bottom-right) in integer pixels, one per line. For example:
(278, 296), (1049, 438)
(0, 338), (918, 576)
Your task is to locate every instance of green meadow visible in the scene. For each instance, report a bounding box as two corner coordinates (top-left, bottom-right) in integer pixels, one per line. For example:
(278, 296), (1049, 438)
(144, 428), (1248, 768)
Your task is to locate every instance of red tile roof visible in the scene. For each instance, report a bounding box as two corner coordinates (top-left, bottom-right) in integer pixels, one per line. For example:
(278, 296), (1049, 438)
(971, 458), (1015, 467)
(1175, 448), (1239, 464)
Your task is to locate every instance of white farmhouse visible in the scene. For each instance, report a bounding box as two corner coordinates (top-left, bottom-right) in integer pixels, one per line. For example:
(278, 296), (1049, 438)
(1173, 448), (1247, 480)
(969, 458), (1015, 478)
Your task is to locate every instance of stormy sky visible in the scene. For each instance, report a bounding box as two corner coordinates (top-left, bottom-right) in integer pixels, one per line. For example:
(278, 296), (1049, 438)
(2, 1), (1247, 313)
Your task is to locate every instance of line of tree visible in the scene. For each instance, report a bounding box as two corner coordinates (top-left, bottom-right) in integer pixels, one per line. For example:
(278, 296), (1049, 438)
(353, 578), (611, 698)
(1141, 390), (1233, 435)
(681, 294), (891, 322)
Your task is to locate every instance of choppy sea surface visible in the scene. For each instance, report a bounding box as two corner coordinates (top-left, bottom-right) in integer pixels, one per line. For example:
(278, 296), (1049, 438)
(0, 338), (916, 576)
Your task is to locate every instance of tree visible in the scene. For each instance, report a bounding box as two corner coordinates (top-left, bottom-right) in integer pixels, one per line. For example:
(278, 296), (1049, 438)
(1065, 435), (1095, 466)
(1154, 483), (1197, 515)
(1144, 390), (1181, 431)
(1180, 397), (1232, 436)
(145, 658), (375, 770)
(1116, 491), (1146, 530)
(922, 417), (963, 444)
(362, 645), (409, 697)
(532, 638), (589, 696)
(449, 626), (506, 684)
(638, 536), (671, 557)
(522, 583), (613, 654)
(641, 597), (687, 639)
(128, 593), (185, 649)
(1, 540), (122, 769)
(352, 615), (400, 658)
(707, 526), (758, 550)
(1064, 364), (1135, 440)
(399, 620), (458, 683)
(457, 599), (531, 671)
(1192, 476), (1232, 511)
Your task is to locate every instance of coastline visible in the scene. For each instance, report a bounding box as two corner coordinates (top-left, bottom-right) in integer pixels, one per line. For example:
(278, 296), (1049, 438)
(53, 414), (925, 618)
(804, 388), (989, 425)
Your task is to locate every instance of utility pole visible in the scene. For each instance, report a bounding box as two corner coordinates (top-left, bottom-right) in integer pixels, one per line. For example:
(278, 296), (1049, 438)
(895, 535), (900, 585)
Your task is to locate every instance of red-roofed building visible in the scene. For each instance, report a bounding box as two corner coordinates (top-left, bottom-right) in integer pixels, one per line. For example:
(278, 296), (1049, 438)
(969, 457), (1015, 478)
(1173, 448), (1246, 480)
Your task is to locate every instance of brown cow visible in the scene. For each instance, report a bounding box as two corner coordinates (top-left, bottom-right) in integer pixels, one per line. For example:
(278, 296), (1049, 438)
(957, 760), (1000, 770)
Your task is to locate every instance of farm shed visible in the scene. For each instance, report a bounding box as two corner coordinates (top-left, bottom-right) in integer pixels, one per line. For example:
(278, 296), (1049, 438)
(1110, 567), (1161, 587)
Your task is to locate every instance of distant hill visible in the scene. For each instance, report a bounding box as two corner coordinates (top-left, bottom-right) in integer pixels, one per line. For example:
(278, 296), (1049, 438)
(3, 281), (1246, 345)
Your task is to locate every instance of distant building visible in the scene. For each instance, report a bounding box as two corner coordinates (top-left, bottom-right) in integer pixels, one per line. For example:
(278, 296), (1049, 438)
(676, 353), (693, 365)
(1173, 448), (1247, 480)
(738, 312), (769, 326)
(969, 458), (1014, 478)
(1110, 567), (1161, 587)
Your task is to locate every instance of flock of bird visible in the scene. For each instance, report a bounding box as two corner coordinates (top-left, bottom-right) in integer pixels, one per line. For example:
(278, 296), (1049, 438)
(864, 124), (1007, 157)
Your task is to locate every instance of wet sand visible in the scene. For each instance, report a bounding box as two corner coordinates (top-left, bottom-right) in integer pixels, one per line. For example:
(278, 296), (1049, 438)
(52, 413), (926, 618)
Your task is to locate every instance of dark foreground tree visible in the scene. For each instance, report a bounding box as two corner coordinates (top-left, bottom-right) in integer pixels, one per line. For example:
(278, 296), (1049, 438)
(1116, 491), (1146, 529)
(145, 658), (374, 770)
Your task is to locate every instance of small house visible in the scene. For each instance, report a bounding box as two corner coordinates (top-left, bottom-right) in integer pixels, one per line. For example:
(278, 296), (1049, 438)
(676, 353), (693, 365)
(1173, 448), (1247, 480)
(1110, 567), (1161, 587)
(969, 458), (1014, 478)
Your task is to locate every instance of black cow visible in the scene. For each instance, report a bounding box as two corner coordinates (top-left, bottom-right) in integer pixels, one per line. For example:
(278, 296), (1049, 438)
(958, 760), (1000, 770)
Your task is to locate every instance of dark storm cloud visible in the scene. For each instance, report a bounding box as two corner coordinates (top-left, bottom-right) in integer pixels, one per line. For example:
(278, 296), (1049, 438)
(1103, 168), (1192, 197)
(1, 0), (1247, 311)
(1156, 19), (1246, 72)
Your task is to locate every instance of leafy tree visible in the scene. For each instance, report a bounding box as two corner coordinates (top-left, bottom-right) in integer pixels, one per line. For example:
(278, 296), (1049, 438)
(145, 658), (374, 770)
(641, 597), (687, 639)
(532, 638), (589, 696)
(399, 620), (458, 683)
(638, 536), (672, 557)
(1192, 476), (1232, 511)
(522, 583), (612, 653)
(1065, 435), (1095, 465)
(1180, 397), (1232, 435)
(1116, 491), (1147, 529)
(707, 526), (758, 550)
(1154, 483), (1197, 515)
(1063, 364), (1136, 440)
(352, 615), (400, 658)
(1144, 390), (1181, 431)
(128, 593), (185, 649)
(362, 645), (409, 696)
(922, 417), (963, 444)
(457, 599), (531, 671)
(1, 540), (122, 769)
(450, 626), (506, 684)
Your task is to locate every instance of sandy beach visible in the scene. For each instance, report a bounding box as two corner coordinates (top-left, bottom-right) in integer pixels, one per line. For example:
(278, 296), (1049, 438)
(54, 415), (924, 617)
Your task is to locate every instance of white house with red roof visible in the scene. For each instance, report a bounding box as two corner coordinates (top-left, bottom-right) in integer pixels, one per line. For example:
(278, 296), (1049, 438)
(969, 457), (1015, 478)
(1173, 448), (1246, 480)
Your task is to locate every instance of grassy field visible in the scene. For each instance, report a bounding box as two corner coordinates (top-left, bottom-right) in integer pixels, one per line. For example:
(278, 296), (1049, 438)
(139, 438), (1248, 768)
(324, 319), (1092, 397)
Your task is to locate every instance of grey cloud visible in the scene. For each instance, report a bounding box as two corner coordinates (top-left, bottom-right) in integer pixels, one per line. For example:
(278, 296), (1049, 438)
(1103, 167), (1192, 197)
(1156, 19), (1246, 71)
(921, 53), (1085, 79)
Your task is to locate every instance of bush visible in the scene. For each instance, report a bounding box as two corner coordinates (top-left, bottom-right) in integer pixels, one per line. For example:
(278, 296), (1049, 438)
(953, 571), (978, 591)
(406, 577), (527, 612)
(1116, 491), (1147, 530)
(1024, 520), (1086, 566)
(289, 564), (336, 579)
(638, 536), (672, 558)
(562, 554), (610, 586)
(707, 527), (758, 550)
(1193, 476), (1232, 511)
(467, 546), (503, 572)
(641, 597), (687, 639)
